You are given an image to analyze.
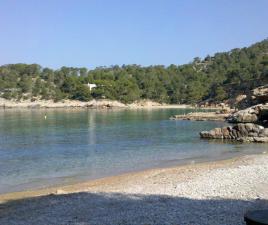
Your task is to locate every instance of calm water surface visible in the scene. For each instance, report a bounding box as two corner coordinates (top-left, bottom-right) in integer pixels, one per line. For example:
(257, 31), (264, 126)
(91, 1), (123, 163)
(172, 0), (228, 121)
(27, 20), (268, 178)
(0, 108), (267, 194)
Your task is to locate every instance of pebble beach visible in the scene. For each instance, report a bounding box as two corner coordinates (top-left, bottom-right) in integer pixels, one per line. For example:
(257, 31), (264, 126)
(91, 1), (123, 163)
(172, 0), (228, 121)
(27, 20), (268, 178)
(0, 153), (268, 225)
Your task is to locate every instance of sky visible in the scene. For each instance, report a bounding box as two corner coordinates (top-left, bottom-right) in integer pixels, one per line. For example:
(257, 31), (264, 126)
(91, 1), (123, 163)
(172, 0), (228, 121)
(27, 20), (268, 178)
(0, 0), (268, 69)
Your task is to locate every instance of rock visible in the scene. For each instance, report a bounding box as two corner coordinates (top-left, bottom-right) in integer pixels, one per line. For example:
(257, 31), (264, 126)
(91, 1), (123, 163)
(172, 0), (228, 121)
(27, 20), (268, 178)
(244, 123), (254, 131)
(199, 131), (210, 138)
(259, 128), (268, 137)
(200, 123), (268, 143)
(228, 105), (261, 123)
(259, 105), (268, 122)
(248, 132), (259, 137)
(253, 137), (268, 143)
(237, 137), (247, 142)
(244, 123), (264, 133)
(236, 124), (248, 136)
(247, 137), (255, 142)
(213, 128), (223, 139)
(239, 112), (258, 123)
(222, 127), (231, 139)
(236, 130), (242, 138)
(231, 129), (238, 138)
(237, 137), (254, 142)
(252, 85), (268, 103)
(200, 85), (268, 143)
(171, 112), (230, 121)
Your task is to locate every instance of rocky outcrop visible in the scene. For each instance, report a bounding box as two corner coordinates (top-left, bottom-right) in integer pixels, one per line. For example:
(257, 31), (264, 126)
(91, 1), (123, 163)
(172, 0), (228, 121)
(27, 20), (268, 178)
(227, 103), (268, 125)
(227, 94), (250, 109)
(232, 85), (268, 108)
(170, 112), (231, 121)
(200, 123), (268, 143)
(252, 85), (268, 103)
(200, 103), (268, 143)
(199, 84), (268, 143)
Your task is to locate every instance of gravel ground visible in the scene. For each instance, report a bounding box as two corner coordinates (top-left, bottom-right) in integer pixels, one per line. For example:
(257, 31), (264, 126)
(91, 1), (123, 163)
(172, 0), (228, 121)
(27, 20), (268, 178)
(0, 154), (268, 225)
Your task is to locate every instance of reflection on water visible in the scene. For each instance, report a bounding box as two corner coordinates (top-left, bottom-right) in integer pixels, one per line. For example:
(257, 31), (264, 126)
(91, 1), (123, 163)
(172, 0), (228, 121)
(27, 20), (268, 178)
(0, 108), (267, 194)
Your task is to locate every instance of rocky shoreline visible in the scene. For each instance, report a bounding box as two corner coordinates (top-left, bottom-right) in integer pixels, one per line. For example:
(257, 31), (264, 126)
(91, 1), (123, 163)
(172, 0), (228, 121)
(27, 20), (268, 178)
(0, 98), (192, 109)
(199, 84), (268, 143)
(200, 103), (268, 143)
(170, 111), (231, 121)
(169, 85), (268, 143)
(200, 123), (268, 143)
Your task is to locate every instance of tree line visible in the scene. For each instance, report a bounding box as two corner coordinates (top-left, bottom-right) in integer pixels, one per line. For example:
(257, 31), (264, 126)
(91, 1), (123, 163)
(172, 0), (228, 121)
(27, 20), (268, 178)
(0, 39), (268, 104)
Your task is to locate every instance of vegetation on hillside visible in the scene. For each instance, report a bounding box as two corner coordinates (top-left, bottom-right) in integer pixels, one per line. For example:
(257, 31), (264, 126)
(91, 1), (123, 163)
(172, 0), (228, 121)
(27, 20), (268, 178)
(0, 39), (268, 103)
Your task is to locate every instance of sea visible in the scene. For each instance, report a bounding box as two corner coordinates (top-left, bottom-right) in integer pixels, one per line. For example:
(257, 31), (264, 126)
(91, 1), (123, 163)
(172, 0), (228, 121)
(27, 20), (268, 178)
(0, 108), (267, 194)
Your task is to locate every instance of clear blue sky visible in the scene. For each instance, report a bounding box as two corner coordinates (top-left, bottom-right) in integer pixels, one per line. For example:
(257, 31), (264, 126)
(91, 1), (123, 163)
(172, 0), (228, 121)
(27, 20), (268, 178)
(0, 0), (268, 69)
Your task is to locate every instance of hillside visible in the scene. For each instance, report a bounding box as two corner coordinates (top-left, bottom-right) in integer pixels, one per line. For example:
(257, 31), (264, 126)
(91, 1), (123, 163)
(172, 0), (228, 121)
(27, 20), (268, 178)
(0, 39), (268, 104)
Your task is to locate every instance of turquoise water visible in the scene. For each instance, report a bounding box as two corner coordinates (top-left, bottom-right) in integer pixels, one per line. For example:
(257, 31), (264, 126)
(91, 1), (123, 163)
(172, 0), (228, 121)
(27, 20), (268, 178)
(0, 108), (267, 194)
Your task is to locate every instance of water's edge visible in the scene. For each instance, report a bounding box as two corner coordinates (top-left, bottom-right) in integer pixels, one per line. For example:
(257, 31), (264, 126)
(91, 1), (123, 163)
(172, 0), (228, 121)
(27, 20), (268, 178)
(0, 108), (267, 194)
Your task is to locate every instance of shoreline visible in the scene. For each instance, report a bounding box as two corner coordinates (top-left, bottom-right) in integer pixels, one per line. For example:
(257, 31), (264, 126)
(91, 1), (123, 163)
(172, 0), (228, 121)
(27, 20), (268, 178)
(1, 153), (268, 224)
(0, 152), (267, 203)
(0, 98), (221, 110)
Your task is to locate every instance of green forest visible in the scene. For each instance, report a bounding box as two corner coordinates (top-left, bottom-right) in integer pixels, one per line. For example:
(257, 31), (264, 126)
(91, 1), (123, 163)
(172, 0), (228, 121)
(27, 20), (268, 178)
(1, 39), (268, 104)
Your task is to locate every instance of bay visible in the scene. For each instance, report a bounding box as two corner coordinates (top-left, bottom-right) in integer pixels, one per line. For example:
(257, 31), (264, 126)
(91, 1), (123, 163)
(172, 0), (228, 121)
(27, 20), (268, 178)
(0, 108), (266, 194)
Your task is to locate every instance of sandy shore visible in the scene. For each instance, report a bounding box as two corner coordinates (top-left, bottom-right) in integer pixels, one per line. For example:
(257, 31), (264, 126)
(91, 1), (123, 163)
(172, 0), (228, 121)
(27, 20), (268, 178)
(0, 153), (268, 224)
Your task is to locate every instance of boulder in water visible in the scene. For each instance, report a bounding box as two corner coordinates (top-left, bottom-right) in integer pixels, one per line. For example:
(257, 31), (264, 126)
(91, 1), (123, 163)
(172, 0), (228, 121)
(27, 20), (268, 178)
(200, 123), (268, 143)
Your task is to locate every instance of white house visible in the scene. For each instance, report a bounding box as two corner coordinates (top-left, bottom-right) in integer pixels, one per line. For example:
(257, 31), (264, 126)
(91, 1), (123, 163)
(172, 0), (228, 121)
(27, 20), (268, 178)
(86, 83), (97, 91)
